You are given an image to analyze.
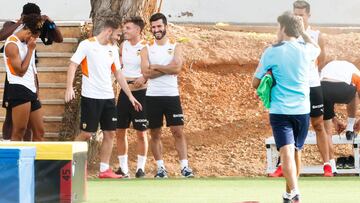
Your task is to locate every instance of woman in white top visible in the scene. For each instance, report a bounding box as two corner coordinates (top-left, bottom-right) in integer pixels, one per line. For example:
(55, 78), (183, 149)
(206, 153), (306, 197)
(3, 14), (44, 141)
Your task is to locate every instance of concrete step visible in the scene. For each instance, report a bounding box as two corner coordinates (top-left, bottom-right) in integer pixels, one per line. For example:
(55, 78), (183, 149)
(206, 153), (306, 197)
(38, 53), (73, 67)
(0, 21), (84, 39)
(0, 66), (68, 84)
(0, 116), (63, 133)
(0, 67), (67, 72)
(43, 122), (63, 132)
(0, 83), (66, 88)
(0, 52), (73, 58)
(36, 67), (68, 72)
(38, 72), (67, 84)
(0, 99), (65, 116)
(0, 83), (67, 100)
(0, 121), (61, 132)
(0, 66), (68, 74)
(36, 44), (76, 53)
(0, 38), (78, 53)
(0, 52), (73, 67)
(0, 132), (60, 139)
(0, 115), (63, 122)
(0, 98), (65, 105)
(56, 21), (84, 38)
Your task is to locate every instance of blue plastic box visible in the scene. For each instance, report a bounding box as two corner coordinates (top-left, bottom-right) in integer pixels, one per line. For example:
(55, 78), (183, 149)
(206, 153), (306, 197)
(0, 146), (36, 203)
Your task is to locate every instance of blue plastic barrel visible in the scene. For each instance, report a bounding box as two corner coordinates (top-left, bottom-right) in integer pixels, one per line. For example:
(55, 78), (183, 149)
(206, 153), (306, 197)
(0, 146), (36, 203)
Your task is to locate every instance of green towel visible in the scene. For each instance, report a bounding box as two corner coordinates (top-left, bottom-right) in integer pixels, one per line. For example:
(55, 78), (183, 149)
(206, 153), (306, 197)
(257, 72), (274, 109)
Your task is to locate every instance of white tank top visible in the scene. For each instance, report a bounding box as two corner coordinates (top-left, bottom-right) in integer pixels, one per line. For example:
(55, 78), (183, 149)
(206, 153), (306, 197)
(146, 39), (179, 96)
(121, 40), (146, 78)
(298, 27), (321, 87)
(4, 35), (37, 93)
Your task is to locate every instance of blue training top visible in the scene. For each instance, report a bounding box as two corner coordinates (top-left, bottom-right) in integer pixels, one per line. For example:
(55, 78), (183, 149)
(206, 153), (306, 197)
(255, 40), (320, 115)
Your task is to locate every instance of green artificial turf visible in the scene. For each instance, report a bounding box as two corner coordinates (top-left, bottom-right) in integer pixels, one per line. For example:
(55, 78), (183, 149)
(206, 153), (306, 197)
(86, 177), (360, 203)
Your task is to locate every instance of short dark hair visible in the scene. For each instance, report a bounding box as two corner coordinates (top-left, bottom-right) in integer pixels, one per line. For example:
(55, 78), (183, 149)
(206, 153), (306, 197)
(123, 16), (145, 32)
(150, 13), (167, 25)
(293, 0), (310, 14)
(103, 19), (120, 30)
(277, 11), (302, 38)
(23, 14), (43, 35)
(22, 3), (41, 15)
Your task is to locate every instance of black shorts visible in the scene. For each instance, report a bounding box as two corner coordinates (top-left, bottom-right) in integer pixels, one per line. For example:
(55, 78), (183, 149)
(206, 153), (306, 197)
(7, 84), (41, 112)
(117, 89), (147, 131)
(146, 96), (184, 129)
(270, 113), (310, 150)
(310, 86), (324, 118)
(321, 81), (357, 120)
(80, 96), (117, 132)
(2, 73), (9, 108)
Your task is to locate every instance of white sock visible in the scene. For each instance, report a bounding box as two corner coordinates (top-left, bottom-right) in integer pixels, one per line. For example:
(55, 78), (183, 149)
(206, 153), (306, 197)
(283, 189), (299, 199)
(100, 162), (109, 173)
(346, 117), (356, 132)
(156, 160), (165, 169)
(118, 155), (129, 174)
(330, 159), (337, 173)
(180, 159), (189, 169)
(324, 162), (331, 166)
(283, 192), (291, 199)
(291, 188), (300, 196)
(137, 155), (147, 171)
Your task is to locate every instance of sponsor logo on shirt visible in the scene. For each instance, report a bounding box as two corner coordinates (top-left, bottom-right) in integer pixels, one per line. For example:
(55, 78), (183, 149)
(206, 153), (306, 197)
(168, 48), (174, 55)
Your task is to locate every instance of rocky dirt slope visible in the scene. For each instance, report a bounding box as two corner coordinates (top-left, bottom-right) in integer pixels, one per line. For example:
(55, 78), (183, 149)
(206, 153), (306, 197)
(91, 25), (360, 177)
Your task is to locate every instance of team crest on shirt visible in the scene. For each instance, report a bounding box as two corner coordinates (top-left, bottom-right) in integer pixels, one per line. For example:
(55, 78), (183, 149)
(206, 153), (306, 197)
(82, 123), (87, 129)
(167, 48), (174, 55)
(137, 49), (141, 56)
(108, 50), (113, 57)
